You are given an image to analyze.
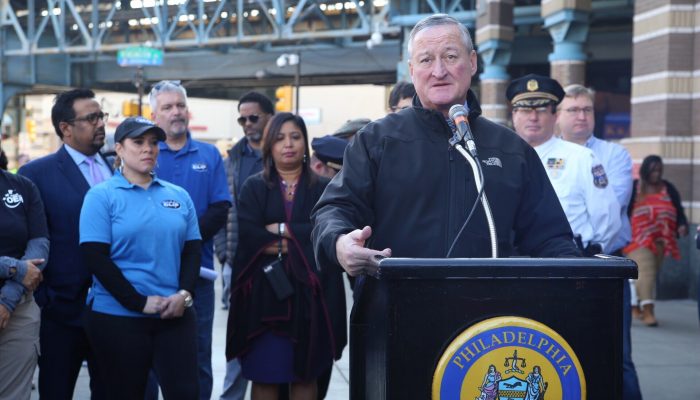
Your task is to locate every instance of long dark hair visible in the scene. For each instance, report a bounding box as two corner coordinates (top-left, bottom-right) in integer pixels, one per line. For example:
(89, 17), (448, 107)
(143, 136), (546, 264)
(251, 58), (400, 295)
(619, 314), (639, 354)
(261, 112), (315, 188)
(639, 154), (663, 183)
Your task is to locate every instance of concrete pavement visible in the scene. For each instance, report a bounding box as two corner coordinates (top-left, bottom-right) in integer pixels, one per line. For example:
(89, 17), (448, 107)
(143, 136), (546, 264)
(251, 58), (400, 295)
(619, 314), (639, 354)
(36, 285), (698, 399)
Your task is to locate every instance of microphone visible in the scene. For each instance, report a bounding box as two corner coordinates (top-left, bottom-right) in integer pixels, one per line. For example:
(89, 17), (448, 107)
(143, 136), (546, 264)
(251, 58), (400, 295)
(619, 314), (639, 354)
(449, 104), (477, 156)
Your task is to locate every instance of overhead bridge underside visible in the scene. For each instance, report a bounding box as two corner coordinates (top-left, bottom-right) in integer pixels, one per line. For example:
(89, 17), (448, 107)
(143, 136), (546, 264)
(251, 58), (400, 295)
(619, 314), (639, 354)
(1, 1), (633, 100)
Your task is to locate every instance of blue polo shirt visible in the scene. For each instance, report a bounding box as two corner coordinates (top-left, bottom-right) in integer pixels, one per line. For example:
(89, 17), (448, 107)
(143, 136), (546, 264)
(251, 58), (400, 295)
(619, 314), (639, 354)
(155, 134), (231, 270)
(79, 172), (201, 317)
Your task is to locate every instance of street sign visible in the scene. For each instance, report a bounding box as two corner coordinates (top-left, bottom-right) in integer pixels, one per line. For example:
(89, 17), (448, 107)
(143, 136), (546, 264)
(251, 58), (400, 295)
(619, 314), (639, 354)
(117, 46), (164, 67)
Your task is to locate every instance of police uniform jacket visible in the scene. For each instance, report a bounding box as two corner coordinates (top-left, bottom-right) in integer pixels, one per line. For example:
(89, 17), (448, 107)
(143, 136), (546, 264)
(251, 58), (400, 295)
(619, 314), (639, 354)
(311, 90), (579, 269)
(534, 137), (621, 252)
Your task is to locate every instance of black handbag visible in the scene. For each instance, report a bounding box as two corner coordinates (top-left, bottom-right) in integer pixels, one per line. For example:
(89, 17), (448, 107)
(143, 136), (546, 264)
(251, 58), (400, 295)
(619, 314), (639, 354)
(263, 240), (294, 301)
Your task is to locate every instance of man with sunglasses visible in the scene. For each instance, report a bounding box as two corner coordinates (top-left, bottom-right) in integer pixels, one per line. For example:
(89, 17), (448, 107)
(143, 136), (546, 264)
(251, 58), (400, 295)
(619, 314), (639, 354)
(507, 74), (621, 255)
(148, 80), (232, 400)
(213, 90), (274, 400)
(19, 89), (111, 399)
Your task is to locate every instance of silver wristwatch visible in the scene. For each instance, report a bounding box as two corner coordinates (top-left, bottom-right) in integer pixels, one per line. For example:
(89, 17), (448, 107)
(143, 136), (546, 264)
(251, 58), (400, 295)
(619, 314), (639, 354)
(178, 290), (193, 308)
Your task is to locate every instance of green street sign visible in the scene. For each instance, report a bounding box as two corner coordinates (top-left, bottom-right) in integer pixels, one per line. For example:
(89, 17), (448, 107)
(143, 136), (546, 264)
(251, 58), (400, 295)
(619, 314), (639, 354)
(117, 46), (164, 67)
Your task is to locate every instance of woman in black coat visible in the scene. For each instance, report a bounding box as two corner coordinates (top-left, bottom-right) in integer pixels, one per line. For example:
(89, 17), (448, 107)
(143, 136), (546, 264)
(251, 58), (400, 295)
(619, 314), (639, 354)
(226, 113), (345, 400)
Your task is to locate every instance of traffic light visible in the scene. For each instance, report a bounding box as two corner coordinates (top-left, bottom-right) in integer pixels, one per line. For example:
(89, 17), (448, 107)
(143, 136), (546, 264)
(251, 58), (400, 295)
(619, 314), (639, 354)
(122, 100), (138, 117)
(121, 100), (151, 117)
(25, 119), (37, 142)
(275, 85), (293, 113)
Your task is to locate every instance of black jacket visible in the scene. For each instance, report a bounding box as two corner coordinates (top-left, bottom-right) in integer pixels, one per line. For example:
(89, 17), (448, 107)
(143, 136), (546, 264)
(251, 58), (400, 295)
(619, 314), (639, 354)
(18, 146), (112, 326)
(311, 90), (579, 269)
(226, 171), (346, 380)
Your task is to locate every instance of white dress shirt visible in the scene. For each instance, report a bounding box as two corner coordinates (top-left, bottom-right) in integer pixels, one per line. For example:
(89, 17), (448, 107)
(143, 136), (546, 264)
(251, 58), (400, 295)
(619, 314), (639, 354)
(535, 136), (621, 252)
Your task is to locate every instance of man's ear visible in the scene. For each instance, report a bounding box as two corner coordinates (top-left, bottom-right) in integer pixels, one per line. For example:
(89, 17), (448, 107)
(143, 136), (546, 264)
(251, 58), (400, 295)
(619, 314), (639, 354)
(59, 121), (72, 139)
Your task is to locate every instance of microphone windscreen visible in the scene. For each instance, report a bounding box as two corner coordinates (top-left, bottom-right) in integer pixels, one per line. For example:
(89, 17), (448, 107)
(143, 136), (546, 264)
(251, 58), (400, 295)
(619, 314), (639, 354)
(449, 104), (467, 120)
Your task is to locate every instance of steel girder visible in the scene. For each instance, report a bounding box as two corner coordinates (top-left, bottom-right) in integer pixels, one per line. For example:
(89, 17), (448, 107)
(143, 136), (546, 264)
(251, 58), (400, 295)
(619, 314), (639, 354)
(0, 0), (481, 56)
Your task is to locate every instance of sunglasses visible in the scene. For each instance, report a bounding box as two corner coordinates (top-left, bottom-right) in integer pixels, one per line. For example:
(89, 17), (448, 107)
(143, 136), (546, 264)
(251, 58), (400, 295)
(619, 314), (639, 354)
(237, 114), (261, 126)
(152, 80), (182, 92)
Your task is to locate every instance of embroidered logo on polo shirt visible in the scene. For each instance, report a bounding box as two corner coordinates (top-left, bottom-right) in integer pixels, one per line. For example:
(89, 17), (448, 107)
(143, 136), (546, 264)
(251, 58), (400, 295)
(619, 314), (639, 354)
(161, 200), (181, 209)
(2, 189), (23, 209)
(191, 163), (207, 172)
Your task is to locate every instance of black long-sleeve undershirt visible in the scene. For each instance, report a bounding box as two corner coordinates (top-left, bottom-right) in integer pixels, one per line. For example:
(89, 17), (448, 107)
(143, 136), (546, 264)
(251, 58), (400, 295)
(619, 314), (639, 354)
(81, 240), (202, 312)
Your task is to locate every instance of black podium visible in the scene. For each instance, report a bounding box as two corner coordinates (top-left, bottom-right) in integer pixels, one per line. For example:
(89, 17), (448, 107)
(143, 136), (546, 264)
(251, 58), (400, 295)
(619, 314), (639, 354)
(350, 257), (637, 400)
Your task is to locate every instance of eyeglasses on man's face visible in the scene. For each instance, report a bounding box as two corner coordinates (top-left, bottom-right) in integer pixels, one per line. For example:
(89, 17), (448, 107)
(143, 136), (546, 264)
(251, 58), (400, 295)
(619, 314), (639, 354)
(563, 107), (594, 116)
(68, 111), (109, 125)
(237, 114), (260, 126)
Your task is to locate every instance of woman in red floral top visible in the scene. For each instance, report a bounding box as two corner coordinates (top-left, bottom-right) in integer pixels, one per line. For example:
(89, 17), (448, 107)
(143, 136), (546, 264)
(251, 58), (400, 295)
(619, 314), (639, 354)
(625, 155), (688, 326)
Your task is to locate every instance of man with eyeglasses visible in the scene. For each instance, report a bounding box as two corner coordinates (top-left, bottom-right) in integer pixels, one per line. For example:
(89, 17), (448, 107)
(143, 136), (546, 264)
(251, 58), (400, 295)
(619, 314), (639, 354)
(557, 84), (642, 400)
(213, 90), (274, 400)
(507, 74), (621, 255)
(149, 80), (232, 400)
(387, 81), (415, 113)
(19, 88), (111, 399)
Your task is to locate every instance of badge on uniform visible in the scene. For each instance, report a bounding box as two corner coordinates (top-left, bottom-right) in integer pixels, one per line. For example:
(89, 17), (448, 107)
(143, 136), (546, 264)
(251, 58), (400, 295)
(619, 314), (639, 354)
(592, 164), (609, 188)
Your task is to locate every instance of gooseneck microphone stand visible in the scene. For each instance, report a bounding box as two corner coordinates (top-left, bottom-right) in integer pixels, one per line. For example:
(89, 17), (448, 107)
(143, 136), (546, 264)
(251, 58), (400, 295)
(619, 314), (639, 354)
(448, 129), (498, 258)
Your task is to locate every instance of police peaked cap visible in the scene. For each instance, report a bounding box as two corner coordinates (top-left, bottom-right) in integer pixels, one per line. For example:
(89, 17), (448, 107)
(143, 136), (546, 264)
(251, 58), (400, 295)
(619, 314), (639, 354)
(332, 118), (371, 139)
(506, 74), (565, 107)
(311, 135), (349, 171)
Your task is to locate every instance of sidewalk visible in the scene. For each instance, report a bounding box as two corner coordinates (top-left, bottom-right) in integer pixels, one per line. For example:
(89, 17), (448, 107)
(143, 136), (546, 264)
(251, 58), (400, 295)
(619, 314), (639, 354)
(42, 293), (698, 399)
(631, 299), (700, 399)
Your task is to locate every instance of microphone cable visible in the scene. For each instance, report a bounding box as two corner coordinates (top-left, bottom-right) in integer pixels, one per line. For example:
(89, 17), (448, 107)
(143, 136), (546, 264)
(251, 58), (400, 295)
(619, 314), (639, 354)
(446, 157), (487, 258)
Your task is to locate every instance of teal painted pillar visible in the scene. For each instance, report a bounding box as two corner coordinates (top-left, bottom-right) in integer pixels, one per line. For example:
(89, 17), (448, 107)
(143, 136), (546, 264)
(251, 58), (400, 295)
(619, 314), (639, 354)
(542, 1), (591, 86)
(476, 0), (513, 125)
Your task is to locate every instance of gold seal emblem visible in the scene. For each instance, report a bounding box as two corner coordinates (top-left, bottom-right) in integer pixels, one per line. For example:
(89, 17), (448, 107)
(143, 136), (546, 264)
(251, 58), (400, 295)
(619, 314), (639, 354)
(527, 79), (539, 92)
(432, 316), (586, 400)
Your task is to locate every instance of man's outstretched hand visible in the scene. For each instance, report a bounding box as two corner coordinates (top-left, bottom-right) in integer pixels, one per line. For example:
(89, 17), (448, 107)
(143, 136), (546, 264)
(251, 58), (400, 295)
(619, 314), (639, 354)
(335, 226), (391, 277)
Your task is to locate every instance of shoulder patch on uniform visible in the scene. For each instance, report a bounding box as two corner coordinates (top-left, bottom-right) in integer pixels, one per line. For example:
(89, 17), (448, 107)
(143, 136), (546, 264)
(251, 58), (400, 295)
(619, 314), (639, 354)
(592, 164), (608, 188)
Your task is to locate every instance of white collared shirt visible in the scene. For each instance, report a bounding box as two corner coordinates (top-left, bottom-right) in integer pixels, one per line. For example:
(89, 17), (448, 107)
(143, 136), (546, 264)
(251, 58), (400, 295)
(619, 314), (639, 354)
(534, 136), (621, 252)
(64, 144), (112, 187)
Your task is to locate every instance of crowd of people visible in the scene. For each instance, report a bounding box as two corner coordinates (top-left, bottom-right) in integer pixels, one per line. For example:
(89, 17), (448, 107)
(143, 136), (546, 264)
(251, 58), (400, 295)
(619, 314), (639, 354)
(0, 12), (696, 400)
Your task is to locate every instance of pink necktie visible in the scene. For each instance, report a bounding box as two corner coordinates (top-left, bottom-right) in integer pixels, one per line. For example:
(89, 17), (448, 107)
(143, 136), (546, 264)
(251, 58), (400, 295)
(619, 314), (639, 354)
(85, 156), (105, 186)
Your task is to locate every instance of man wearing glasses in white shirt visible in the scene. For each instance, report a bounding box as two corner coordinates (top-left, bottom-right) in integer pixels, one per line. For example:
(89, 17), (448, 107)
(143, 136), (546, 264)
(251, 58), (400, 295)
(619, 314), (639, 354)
(558, 84), (642, 400)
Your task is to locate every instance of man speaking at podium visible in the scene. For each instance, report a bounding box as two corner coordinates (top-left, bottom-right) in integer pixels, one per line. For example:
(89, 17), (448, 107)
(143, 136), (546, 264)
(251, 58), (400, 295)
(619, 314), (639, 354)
(311, 14), (580, 279)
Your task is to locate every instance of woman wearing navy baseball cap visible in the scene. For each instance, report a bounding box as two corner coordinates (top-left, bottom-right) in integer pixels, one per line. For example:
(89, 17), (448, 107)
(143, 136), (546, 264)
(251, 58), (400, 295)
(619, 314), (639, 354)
(79, 117), (202, 399)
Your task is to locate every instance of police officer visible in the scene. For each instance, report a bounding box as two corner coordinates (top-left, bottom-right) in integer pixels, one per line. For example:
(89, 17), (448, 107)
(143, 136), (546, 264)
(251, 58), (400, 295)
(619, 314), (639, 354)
(507, 74), (621, 254)
(310, 135), (348, 178)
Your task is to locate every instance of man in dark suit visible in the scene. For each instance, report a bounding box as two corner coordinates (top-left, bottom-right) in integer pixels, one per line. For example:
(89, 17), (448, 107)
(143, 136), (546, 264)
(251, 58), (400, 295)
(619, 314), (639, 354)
(19, 88), (111, 399)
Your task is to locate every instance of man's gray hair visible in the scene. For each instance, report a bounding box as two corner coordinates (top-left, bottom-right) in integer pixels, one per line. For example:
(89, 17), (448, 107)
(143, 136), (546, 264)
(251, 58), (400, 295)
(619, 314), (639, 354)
(407, 14), (474, 58)
(563, 84), (595, 103)
(149, 80), (188, 111)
